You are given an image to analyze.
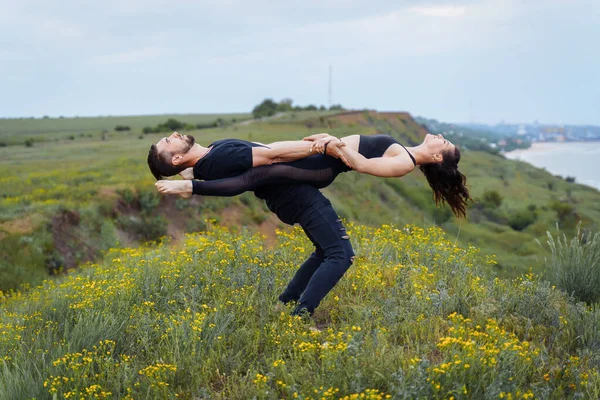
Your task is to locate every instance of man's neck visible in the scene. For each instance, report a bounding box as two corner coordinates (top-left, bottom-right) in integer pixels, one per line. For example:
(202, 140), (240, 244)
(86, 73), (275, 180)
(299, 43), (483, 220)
(181, 144), (211, 168)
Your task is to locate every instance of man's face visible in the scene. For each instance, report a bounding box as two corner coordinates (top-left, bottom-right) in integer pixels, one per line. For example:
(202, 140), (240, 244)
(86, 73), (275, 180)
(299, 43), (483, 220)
(155, 132), (195, 157)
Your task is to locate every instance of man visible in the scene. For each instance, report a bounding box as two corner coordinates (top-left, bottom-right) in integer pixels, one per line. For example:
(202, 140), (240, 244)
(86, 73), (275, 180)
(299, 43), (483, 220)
(148, 132), (354, 316)
(147, 131), (340, 182)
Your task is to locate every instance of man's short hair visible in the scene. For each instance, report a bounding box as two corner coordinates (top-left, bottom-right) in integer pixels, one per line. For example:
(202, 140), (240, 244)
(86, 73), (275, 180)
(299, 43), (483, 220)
(147, 144), (183, 180)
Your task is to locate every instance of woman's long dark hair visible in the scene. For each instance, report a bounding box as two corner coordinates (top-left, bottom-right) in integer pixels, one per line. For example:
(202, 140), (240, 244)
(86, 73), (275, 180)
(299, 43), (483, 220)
(419, 146), (472, 218)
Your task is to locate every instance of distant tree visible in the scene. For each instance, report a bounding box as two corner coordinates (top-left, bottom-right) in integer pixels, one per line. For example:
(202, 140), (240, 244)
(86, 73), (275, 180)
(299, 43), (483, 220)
(164, 118), (185, 131)
(0, 142), (7, 147)
(25, 139), (34, 147)
(142, 127), (154, 134)
(252, 99), (278, 119)
(42, 115), (49, 119)
(114, 125), (131, 131)
(305, 104), (317, 111)
(329, 104), (344, 111)
(319, 105), (326, 111)
(276, 98), (294, 112)
(565, 176), (576, 183)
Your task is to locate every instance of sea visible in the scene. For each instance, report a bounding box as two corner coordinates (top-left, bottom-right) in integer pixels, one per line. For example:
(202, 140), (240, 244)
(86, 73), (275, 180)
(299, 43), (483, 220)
(504, 142), (600, 191)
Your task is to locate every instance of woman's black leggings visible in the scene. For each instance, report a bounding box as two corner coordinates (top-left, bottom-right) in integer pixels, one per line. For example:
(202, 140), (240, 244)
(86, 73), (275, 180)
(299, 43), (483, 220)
(191, 155), (350, 196)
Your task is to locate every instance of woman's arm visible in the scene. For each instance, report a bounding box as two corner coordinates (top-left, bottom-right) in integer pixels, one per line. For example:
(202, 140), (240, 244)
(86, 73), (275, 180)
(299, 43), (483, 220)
(334, 143), (414, 178)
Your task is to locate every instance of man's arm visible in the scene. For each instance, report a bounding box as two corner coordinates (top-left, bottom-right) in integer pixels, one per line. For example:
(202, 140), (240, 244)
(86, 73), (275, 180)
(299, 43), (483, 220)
(250, 140), (317, 166)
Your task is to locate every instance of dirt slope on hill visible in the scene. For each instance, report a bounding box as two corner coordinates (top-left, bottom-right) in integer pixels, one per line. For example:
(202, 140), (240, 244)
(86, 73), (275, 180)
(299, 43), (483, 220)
(326, 110), (429, 145)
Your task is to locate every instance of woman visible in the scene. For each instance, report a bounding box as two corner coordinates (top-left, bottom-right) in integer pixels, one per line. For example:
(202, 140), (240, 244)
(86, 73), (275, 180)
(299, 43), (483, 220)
(156, 132), (472, 218)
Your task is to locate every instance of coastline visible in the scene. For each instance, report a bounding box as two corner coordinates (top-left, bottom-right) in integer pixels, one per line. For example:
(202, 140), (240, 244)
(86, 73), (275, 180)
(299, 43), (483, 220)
(504, 140), (600, 157)
(504, 142), (560, 156)
(502, 141), (600, 191)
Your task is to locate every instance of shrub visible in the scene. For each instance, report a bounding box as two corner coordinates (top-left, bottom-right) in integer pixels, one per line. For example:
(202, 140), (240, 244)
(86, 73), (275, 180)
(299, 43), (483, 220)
(540, 224), (600, 304)
(482, 190), (503, 208)
(164, 118), (184, 131)
(114, 125), (131, 131)
(196, 122), (218, 130)
(549, 200), (575, 225)
(252, 99), (278, 119)
(508, 209), (537, 231)
(25, 139), (34, 147)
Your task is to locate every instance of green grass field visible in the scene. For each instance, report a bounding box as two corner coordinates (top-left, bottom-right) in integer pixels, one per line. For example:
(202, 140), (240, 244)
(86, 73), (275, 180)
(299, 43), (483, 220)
(1, 224), (599, 399)
(1, 111), (599, 292)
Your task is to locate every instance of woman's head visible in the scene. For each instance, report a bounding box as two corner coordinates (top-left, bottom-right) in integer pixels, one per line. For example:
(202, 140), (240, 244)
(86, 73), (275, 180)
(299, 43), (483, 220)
(419, 145), (472, 218)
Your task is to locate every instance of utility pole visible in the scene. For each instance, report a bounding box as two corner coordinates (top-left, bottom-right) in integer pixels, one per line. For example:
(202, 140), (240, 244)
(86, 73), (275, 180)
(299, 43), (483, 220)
(328, 65), (333, 108)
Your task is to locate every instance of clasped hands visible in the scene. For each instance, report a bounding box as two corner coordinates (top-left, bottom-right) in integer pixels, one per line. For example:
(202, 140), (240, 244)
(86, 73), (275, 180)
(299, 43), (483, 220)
(303, 133), (350, 167)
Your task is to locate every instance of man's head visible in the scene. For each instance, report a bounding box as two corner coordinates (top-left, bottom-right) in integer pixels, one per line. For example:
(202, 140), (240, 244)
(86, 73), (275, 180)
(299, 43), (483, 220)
(147, 132), (196, 180)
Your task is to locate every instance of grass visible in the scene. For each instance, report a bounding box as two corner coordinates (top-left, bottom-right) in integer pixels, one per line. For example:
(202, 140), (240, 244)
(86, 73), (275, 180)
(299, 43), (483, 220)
(1, 223), (599, 399)
(2, 111), (600, 293)
(0, 113), (251, 145)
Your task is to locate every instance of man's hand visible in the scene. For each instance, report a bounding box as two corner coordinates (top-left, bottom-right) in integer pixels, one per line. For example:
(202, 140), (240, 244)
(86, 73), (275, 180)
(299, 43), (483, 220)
(311, 136), (343, 154)
(155, 180), (193, 198)
(302, 133), (332, 142)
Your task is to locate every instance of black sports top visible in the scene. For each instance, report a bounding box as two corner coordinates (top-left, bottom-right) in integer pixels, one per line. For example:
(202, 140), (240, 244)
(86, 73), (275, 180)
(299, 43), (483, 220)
(193, 139), (266, 181)
(359, 134), (416, 166)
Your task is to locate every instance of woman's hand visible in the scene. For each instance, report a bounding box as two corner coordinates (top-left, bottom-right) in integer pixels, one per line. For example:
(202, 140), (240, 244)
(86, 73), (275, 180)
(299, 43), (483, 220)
(155, 180), (193, 198)
(311, 136), (343, 154)
(326, 140), (351, 166)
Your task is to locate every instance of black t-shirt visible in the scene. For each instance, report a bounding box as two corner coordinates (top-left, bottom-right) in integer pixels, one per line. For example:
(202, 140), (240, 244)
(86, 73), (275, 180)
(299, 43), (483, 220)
(193, 139), (266, 180)
(191, 138), (323, 225)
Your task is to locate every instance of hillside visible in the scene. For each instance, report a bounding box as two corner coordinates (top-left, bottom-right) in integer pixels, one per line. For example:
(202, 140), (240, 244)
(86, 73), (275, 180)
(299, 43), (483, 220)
(2, 111), (600, 292)
(1, 224), (599, 399)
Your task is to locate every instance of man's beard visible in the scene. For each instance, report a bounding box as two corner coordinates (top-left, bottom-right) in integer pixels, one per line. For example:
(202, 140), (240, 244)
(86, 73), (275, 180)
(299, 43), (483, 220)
(182, 134), (195, 153)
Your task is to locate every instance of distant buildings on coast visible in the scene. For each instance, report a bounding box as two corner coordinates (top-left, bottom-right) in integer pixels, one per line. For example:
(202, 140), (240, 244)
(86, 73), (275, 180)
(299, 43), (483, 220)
(418, 117), (600, 154)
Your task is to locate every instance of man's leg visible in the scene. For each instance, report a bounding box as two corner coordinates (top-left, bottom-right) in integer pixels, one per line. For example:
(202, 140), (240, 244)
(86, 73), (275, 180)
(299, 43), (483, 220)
(292, 200), (355, 315)
(278, 229), (325, 304)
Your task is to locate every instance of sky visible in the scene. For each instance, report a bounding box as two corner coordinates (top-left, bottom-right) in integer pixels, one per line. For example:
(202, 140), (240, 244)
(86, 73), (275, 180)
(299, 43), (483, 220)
(1, 0), (598, 125)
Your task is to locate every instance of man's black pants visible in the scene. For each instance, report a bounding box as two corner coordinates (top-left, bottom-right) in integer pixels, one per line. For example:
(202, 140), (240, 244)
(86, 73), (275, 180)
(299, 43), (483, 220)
(279, 197), (355, 314)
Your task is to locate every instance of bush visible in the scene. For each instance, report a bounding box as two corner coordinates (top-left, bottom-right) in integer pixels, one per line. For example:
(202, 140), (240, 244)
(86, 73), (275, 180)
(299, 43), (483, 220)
(0, 141), (7, 147)
(549, 200), (575, 225)
(196, 122), (218, 130)
(114, 125), (131, 131)
(25, 139), (34, 147)
(252, 99), (278, 119)
(481, 190), (503, 208)
(164, 118), (185, 131)
(540, 224), (600, 304)
(508, 209), (537, 231)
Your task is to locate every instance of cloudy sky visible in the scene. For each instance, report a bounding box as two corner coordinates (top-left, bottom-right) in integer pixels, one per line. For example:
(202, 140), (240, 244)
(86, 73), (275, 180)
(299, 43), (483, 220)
(1, 0), (598, 124)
